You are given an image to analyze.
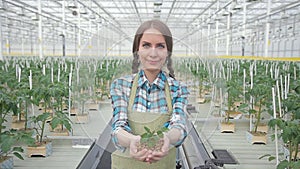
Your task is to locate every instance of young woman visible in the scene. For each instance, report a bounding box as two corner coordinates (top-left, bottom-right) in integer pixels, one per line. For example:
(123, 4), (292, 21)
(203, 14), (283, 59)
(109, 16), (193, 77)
(110, 19), (189, 169)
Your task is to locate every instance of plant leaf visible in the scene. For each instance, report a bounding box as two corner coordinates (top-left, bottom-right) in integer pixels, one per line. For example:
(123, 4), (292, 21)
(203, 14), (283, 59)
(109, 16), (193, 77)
(268, 156), (275, 161)
(141, 133), (148, 139)
(144, 126), (151, 134)
(259, 154), (271, 159)
(277, 160), (289, 169)
(157, 130), (163, 138)
(13, 152), (24, 160)
(12, 146), (24, 153)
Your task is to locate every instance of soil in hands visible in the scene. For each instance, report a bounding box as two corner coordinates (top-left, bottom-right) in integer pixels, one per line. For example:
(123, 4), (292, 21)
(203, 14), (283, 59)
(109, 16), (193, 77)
(137, 126), (168, 152)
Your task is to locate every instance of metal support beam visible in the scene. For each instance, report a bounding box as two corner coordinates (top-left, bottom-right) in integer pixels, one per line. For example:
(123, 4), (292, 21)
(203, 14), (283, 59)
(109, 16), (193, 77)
(0, 19), (3, 60)
(37, 0), (43, 59)
(264, 0), (271, 57)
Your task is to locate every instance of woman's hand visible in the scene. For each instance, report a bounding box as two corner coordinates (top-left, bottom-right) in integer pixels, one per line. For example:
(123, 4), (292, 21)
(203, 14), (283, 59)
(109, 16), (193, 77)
(129, 135), (149, 162)
(145, 133), (170, 163)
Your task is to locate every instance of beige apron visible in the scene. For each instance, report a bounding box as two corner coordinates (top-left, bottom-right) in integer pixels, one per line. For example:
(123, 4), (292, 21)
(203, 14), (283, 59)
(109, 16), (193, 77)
(111, 75), (176, 169)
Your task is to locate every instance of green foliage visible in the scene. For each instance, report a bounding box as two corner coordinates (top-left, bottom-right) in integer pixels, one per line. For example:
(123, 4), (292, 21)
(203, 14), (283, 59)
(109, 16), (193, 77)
(30, 112), (51, 143)
(224, 69), (244, 123)
(0, 129), (35, 160)
(240, 64), (274, 132)
(259, 154), (276, 161)
(262, 78), (300, 169)
(140, 126), (168, 149)
(186, 59), (210, 96)
(0, 61), (36, 160)
(50, 111), (72, 132)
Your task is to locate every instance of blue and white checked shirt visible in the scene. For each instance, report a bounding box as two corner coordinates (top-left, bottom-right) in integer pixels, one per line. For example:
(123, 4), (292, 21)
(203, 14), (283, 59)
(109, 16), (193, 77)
(110, 70), (189, 151)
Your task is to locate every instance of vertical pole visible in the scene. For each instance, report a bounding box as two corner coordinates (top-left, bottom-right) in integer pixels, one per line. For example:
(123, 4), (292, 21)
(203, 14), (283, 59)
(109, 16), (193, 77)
(37, 0), (43, 59)
(60, 34), (65, 57)
(226, 13), (231, 56)
(264, 0), (271, 57)
(276, 80), (282, 117)
(68, 64), (73, 119)
(6, 38), (9, 55)
(243, 69), (246, 102)
(89, 19), (92, 57)
(272, 87), (279, 165)
(30, 31), (33, 55)
(21, 27), (24, 56)
(207, 9), (211, 57)
(242, 0), (247, 56)
(291, 15), (296, 57)
(97, 24), (100, 57)
(200, 16), (204, 57)
(62, 0), (66, 57)
(215, 0), (220, 56)
(52, 27), (56, 56)
(243, 0), (247, 38)
(207, 24), (210, 57)
(0, 19), (3, 60)
(77, 6), (81, 58)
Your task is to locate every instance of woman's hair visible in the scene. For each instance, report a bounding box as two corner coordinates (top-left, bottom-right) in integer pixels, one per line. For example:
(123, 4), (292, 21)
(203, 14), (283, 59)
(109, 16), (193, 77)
(132, 19), (175, 78)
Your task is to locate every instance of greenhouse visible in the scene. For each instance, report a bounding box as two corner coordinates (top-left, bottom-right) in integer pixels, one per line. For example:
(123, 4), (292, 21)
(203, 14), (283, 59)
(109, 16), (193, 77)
(0, 0), (299, 169)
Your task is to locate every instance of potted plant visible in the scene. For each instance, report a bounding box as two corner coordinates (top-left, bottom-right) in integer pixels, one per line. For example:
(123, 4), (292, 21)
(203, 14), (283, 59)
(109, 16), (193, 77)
(220, 73), (243, 133)
(11, 83), (33, 131)
(0, 69), (35, 167)
(71, 62), (93, 123)
(26, 71), (54, 157)
(0, 64), (31, 131)
(243, 62), (274, 144)
(32, 69), (54, 121)
(261, 79), (300, 169)
(95, 60), (118, 101)
(27, 112), (53, 157)
(0, 129), (35, 168)
(189, 61), (209, 104)
(48, 81), (71, 135)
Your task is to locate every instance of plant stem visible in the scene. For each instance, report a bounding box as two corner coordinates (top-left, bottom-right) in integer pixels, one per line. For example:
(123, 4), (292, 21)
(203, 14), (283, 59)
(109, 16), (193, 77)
(293, 140), (298, 163)
(254, 101), (262, 133)
(289, 141), (292, 163)
(25, 99), (28, 130)
(40, 119), (46, 143)
(0, 105), (2, 134)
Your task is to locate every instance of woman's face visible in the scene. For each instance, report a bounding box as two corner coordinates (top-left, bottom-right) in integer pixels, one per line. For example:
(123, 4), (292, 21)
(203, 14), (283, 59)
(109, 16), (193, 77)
(138, 28), (168, 73)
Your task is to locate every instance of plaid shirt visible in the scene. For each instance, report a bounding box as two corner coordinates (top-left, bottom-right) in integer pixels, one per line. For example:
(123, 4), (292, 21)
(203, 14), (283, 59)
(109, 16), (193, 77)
(110, 70), (189, 151)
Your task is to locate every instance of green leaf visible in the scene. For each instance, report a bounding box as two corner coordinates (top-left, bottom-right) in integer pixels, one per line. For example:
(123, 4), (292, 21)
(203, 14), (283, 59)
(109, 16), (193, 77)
(13, 152), (24, 160)
(141, 133), (148, 139)
(259, 154), (271, 159)
(12, 146), (24, 153)
(1, 137), (14, 153)
(268, 156), (275, 161)
(51, 117), (60, 129)
(293, 161), (300, 169)
(157, 131), (163, 138)
(37, 112), (51, 121)
(140, 137), (147, 143)
(63, 120), (72, 132)
(277, 160), (289, 169)
(161, 127), (169, 132)
(144, 126), (151, 134)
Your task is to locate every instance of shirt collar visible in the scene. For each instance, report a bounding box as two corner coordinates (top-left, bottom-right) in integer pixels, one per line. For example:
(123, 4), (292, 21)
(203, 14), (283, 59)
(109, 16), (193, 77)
(137, 70), (167, 89)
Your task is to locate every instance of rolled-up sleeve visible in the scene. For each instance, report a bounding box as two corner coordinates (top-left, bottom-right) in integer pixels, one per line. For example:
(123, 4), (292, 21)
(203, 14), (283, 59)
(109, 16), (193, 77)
(168, 83), (189, 147)
(110, 78), (132, 151)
